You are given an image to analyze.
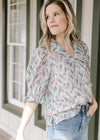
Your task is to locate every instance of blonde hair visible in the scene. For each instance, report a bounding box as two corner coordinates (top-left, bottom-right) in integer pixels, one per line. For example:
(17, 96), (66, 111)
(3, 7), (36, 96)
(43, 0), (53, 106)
(39, 0), (81, 58)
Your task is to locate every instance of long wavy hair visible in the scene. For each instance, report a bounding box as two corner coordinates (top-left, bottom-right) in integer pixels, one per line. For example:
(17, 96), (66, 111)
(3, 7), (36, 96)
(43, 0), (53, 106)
(39, 0), (81, 58)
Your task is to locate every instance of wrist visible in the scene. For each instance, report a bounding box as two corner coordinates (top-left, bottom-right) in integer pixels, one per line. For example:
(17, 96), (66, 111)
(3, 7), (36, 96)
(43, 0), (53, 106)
(92, 98), (97, 104)
(91, 99), (98, 108)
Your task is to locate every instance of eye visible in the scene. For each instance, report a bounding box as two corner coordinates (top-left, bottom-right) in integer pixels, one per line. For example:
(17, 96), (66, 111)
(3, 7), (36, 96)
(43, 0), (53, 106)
(54, 13), (59, 16)
(46, 15), (49, 20)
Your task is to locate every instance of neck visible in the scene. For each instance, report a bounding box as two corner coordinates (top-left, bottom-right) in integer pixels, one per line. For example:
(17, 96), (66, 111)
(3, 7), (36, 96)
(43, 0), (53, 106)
(55, 36), (74, 57)
(55, 36), (67, 49)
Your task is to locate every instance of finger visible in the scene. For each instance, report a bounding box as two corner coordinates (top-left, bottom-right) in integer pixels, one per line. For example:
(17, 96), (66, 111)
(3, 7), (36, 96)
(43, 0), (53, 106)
(87, 110), (91, 116)
(87, 105), (96, 116)
(87, 106), (93, 116)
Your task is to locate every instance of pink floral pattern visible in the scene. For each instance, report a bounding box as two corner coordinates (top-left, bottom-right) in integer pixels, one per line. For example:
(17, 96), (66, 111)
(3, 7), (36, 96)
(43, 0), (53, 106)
(24, 39), (92, 126)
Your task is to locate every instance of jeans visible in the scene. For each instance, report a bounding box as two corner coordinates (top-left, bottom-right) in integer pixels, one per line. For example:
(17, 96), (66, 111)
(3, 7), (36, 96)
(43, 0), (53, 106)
(46, 104), (91, 140)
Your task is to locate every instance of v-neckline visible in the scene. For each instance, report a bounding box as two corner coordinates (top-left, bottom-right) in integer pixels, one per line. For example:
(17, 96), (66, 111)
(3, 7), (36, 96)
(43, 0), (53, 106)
(51, 39), (76, 59)
(62, 46), (75, 59)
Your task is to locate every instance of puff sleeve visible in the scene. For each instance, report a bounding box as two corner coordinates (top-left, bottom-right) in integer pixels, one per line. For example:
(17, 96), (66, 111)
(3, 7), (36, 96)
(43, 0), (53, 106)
(24, 47), (51, 104)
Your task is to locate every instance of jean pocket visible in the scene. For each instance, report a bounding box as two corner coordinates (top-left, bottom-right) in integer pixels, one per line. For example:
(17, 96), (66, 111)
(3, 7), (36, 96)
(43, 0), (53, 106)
(86, 114), (92, 125)
(87, 115), (92, 119)
(86, 103), (91, 112)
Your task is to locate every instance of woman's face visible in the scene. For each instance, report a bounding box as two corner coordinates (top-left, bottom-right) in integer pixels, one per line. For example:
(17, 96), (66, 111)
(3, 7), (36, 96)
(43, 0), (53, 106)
(46, 3), (68, 38)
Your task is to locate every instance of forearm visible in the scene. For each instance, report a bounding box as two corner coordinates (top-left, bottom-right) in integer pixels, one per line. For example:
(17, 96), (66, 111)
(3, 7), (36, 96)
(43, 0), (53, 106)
(91, 91), (97, 105)
(87, 91), (98, 116)
(17, 101), (38, 133)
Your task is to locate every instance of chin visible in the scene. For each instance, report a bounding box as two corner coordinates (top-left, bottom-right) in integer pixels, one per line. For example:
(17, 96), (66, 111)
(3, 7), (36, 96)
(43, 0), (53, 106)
(50, 32), (60, 36)
(50, 30), (64, 36)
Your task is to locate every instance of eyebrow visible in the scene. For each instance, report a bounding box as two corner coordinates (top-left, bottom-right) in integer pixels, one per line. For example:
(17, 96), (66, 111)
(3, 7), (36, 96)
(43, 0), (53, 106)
(46, 10), (61, 16)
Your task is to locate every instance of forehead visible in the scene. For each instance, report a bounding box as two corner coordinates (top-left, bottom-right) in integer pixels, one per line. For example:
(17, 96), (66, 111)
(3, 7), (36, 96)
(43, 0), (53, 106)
(46, 3), (63, 15)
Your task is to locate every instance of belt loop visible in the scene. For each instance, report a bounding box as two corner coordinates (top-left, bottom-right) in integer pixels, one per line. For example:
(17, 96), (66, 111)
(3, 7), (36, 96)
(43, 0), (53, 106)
(81, 105), (84, 115)
(81, 104), (87, 115)
(85, 103), (89, 113)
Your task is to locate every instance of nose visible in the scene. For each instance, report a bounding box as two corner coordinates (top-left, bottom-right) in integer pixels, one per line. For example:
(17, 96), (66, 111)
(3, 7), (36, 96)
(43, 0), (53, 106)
(48, 16), (54, 23)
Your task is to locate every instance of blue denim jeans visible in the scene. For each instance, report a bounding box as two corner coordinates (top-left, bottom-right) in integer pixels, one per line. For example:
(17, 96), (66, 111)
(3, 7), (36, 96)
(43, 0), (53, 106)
(46, 104), (92, 140)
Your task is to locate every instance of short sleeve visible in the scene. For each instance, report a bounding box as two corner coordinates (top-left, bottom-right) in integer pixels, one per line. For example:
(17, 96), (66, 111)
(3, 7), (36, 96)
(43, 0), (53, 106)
(24, 47), (51, 104)
(84, 44), (91, 70)
(79, 41), (91, 70)
(82, 42), (93, 89)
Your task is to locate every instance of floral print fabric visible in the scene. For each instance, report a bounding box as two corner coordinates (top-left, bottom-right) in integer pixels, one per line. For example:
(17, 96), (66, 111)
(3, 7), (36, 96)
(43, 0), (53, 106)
(24, 39), (92, 126)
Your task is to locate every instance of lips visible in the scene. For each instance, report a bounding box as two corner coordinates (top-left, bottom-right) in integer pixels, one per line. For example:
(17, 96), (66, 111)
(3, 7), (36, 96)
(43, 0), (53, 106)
(50, 25), (58, 28)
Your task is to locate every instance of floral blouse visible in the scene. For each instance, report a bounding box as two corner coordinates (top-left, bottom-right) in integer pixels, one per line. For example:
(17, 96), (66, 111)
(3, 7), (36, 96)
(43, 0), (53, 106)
(24, 39), (92, 126)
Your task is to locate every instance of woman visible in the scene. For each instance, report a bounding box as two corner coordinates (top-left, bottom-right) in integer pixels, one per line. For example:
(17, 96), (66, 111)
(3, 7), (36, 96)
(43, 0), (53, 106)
(15, 0), (98, 140)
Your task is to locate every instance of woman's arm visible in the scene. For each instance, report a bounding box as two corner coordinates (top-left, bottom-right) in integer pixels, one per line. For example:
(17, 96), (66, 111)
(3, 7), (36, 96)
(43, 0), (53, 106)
(87, 91), (98, 116)
(15, 101), (38, 140)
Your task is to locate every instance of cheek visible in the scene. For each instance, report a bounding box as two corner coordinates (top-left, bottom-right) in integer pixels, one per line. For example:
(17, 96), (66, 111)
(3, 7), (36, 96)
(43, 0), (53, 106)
(63, 20), (68, 29)
(58, 18), (68, 29)
(46, 21), (50, 29)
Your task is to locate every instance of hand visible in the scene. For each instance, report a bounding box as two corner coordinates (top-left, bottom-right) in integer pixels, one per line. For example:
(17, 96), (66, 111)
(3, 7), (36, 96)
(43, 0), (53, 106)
(87, 101), (98, 117)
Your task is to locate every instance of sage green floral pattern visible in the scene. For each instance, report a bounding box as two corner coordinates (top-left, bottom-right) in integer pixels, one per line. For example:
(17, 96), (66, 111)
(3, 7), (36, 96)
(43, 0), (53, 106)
(24, 39), (92, 126)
